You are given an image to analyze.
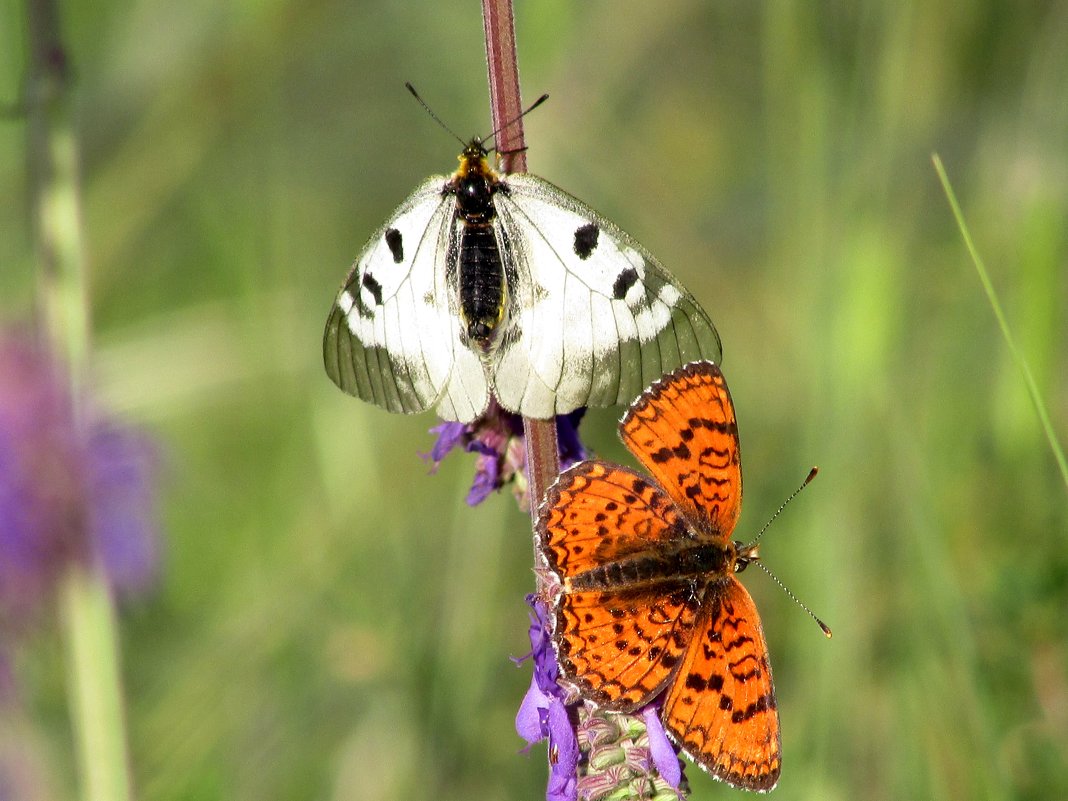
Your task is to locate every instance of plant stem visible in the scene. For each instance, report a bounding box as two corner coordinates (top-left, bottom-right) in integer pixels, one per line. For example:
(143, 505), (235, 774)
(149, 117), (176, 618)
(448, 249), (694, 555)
(59, 567), (133, 801)
(480, 0), (561, 551)
(25, 1), (135, 799)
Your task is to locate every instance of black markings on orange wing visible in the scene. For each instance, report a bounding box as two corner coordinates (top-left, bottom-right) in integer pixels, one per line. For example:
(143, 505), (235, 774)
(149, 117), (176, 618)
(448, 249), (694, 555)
(661, 577), (780, 791)
(554, 582), (701, 711)
(538, 461), (686, 580)
(620, 361), (741, 540)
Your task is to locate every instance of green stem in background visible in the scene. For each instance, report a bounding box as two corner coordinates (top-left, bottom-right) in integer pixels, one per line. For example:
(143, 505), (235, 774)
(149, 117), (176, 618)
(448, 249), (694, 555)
(59, 567), (134, 801)
(932, 154), (1068, 492)
(25, 1), (135, 799)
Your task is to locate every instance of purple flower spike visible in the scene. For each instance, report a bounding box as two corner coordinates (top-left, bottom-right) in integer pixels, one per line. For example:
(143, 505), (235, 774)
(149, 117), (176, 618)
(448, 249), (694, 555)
(516, 596), (583, 801)
(423, 402), (587, 510)
(0, 330), (161, 637)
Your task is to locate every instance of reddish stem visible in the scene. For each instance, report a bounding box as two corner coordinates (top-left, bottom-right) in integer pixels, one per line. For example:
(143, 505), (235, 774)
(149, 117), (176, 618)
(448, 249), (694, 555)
(480, 0), (560, 559)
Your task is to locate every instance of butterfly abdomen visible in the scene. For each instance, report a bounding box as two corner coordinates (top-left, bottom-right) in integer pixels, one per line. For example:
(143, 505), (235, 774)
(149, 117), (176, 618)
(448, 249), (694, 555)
(567, 543), (734, 592)
(457, 221), (506, 345)
(450, 155), (507, 348)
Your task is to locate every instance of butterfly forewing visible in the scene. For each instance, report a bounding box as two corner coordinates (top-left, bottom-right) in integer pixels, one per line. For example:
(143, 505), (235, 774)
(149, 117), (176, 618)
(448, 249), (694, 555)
(491, 176), (722, 417)
(323, 180), (489, 422)
(662, 577), (780, 791)
(620, 361), (742, 538)
(539, 461), (687, 579)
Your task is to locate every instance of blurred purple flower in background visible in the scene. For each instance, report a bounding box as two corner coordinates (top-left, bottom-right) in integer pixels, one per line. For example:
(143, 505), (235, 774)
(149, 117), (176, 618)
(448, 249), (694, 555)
(0, 330), (160, 640)
(424, 401), (587, 510)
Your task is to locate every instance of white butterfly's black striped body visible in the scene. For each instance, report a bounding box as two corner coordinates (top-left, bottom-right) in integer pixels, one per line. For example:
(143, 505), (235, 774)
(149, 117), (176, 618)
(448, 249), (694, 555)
(324, 139), (722, 422)
(448, 143), (508, 348)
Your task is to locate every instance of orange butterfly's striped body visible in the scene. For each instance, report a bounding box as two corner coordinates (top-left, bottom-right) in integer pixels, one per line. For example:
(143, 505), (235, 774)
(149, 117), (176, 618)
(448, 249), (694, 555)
(538, 361), (781, 792)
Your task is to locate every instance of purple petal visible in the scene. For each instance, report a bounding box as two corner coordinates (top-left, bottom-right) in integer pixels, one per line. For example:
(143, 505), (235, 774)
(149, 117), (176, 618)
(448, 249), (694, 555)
(516, 675), (551, 743)
(546, 699), (579, 801)
(425, 421), (467, 464)
(556, 409), (588, 469)
(86, 421), (160, 596)
(526, 597), (565, 697)
(465, 454), (499, 506)
(466, 439), (499, 458)
(642, 705), (682, 789)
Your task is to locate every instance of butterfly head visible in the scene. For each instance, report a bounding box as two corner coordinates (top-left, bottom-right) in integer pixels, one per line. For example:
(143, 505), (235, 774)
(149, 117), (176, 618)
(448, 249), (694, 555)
(732, 541), (760, 574)
(457, 138), (496, 175)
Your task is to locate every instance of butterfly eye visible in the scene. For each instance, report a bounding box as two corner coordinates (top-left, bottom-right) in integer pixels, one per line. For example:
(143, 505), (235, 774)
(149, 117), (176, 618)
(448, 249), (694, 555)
(733, 541), (757, 573)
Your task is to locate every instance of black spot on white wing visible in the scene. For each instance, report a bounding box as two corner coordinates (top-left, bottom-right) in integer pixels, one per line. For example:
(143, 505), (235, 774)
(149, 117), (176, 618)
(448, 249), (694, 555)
(384, 228), (404, 263)
(361, 272), (384, 307)
(612, 267), (640, 301)
(573, 223), (599, 259)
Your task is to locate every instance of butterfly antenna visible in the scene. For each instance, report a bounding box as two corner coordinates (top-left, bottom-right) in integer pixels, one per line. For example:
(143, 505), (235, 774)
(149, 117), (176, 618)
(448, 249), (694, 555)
(752, 559), (833, 638)
(484, 92), (550, 153)
(743, 466), (831, 637)
(749, 466), (819, 547)
(405, 82), (467, 148)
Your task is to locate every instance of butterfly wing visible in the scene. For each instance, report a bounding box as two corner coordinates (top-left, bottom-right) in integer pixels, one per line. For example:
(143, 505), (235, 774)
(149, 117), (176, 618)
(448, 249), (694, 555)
(553, 583), (702, 712)
(489, 175), (722, 419)
(538, 460), (686, 579)
(662, 576), (780, 791)
(538, 460), (702, 711)
(619, 361), (741, 539)
(323, 178), (489, 422)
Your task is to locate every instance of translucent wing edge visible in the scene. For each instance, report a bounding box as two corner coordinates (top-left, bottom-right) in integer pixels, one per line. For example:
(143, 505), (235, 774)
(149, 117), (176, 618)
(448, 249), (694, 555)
(323, 177), (486, 417)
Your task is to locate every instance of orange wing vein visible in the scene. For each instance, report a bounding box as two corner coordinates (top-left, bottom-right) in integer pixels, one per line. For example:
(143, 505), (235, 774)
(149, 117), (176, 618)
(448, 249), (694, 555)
(620, 361), (741, 539)
(662, 576), (780, 791)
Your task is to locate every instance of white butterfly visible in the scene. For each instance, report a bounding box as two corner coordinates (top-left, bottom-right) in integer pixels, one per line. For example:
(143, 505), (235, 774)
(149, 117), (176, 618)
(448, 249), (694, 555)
(323, 138), (721, 423)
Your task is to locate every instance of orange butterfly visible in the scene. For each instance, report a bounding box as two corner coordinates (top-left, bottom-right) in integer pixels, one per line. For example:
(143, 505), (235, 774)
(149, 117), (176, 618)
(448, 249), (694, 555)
(537, 360), (781, 791)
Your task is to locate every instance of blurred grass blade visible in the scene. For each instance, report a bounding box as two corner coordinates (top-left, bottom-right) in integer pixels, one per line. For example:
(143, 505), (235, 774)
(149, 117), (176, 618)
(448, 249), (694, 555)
(61, 567), (133, 801)
(25, 1), (136, 799)
(932, 153), (1068, 492)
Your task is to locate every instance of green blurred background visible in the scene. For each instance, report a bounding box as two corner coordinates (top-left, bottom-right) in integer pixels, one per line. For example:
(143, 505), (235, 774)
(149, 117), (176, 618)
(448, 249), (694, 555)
(2, 1), (1066, 799)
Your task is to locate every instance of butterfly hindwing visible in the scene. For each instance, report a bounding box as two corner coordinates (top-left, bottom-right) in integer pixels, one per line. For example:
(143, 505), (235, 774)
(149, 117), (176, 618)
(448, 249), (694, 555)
(553, 582), (702, 712)
(491, 176), (722, 418)
(323, 179), (489, 422)
(662, 576), (780, 791)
